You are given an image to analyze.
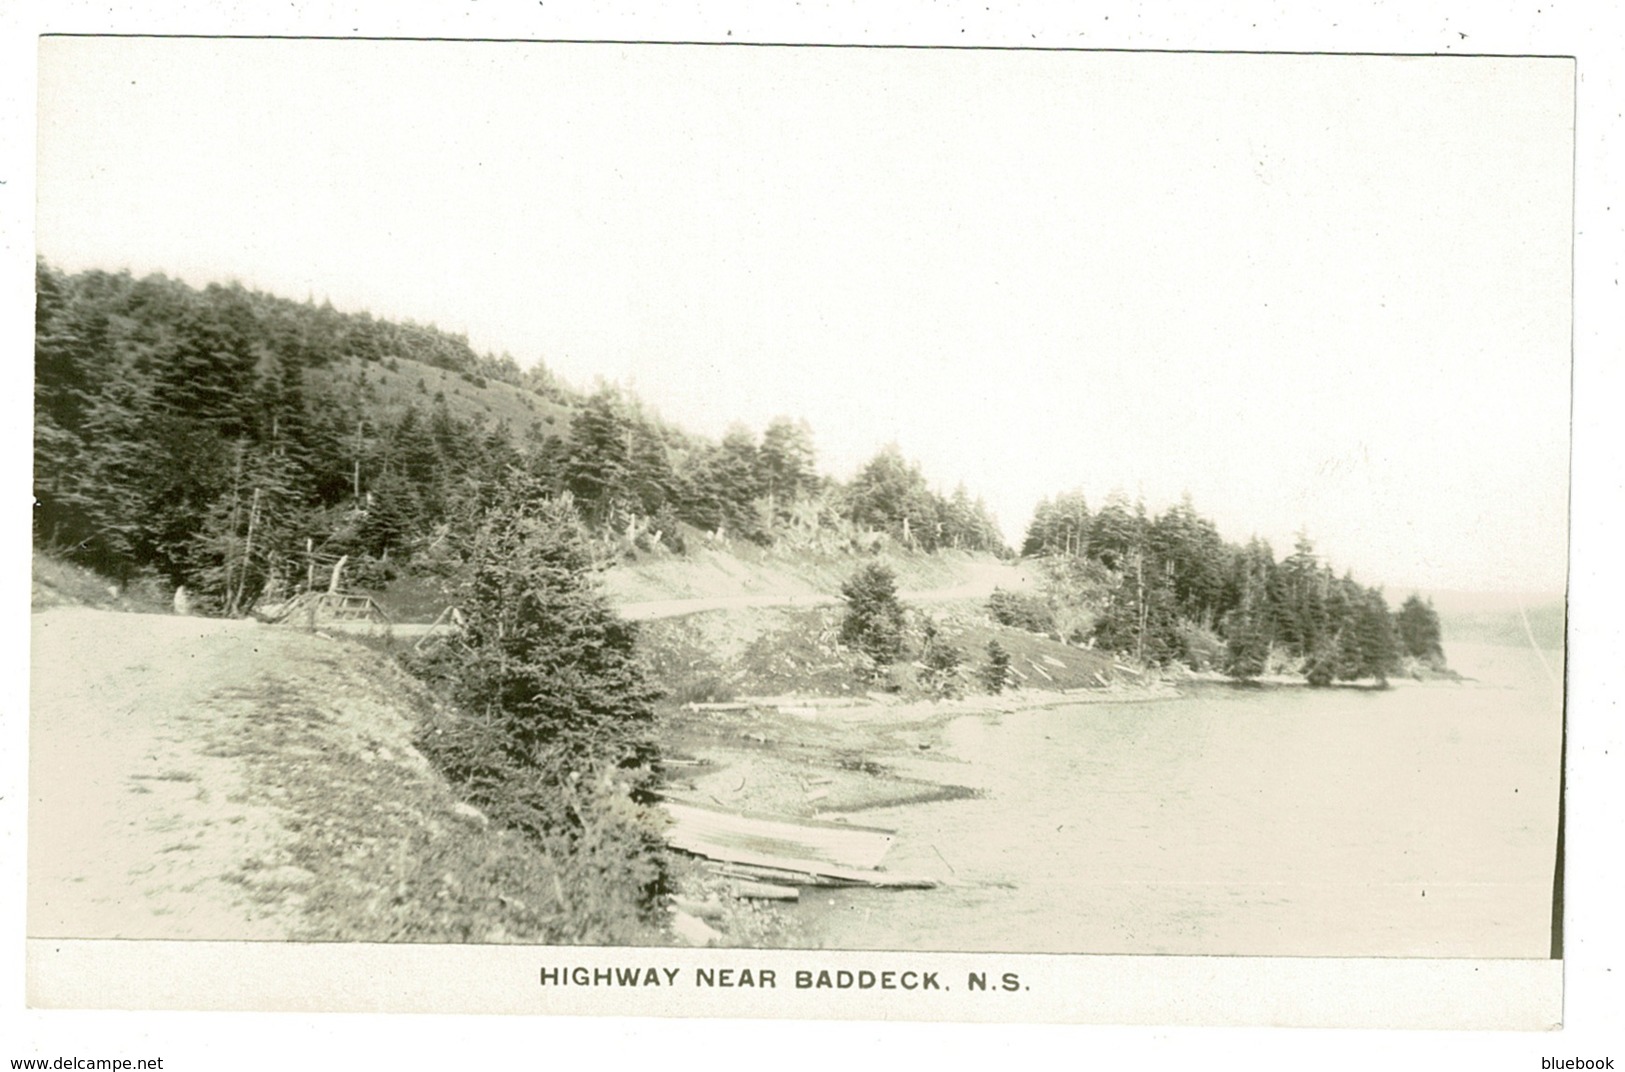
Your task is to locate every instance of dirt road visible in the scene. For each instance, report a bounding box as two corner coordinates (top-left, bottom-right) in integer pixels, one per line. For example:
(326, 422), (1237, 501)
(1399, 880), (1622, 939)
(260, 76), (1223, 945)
(342, 558), (1036, 638)
(620, 559), (1033, 621)
(29, 608), (309, 939)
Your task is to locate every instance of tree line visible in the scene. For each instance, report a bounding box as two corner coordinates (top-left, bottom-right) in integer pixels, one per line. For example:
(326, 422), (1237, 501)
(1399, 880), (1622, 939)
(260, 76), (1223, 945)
(1022, 490), (1446, 683)
(33, 260), (1005, 614)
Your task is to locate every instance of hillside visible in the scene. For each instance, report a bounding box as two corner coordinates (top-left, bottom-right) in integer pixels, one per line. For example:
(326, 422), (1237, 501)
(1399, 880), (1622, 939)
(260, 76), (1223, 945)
(305, 351), (577, 444)
(29, 595), (665, 945)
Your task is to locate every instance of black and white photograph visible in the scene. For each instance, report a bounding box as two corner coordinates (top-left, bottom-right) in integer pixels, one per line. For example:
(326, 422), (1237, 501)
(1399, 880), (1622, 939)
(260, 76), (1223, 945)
(5, 3), (1622, 1067)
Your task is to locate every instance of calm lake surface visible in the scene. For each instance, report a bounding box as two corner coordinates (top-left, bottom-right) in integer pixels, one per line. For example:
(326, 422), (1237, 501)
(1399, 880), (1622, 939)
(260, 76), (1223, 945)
(796, 641), (1564, 958)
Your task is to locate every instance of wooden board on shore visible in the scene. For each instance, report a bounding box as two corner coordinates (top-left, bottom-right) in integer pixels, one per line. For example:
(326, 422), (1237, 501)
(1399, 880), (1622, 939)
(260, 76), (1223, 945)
(661, 799), (937, 889)
(661, 799), (895, 871)
(727, 878), (801, 901)
(712, 861), (938, 891)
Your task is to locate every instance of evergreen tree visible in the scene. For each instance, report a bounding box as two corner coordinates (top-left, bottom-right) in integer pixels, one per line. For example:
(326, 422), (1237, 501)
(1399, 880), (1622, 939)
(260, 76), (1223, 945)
(159, 299), (258, 437)
(188, 445), (308, 614)
(1222, 598), (1274, 679)
(1347, 587), (1401, 684)
(1276, 533), (1329, 657)
(1221, 539), (1278, 679)
(564, 388), (636, 526)
(627, 421), (681, 518)
(1022, 490), (1090, 557)
(1086, 494), (1146, 572)
(982, 640), (1013, 693)
(1396, 594), (1447, 668)
(424, 481), (659, 772)
(917, 616), (966, 698)
(839, 562), (907, 667)
(844, 444), (941, 549)
(710, 427), (768, 538)
(1147, 495), (1229, 626)
(758, 416), (818, 520)
(1090, 548), (1179, 664)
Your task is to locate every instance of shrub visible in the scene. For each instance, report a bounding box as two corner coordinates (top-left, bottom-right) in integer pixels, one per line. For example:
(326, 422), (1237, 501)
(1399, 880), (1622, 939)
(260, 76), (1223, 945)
(1305, 645), (1338, 687)
(421, 490), (657, 765)
(917, 617), (965, 699)
(415, 713), (669, 920)
(986, 588), (1058, 636)
(1173, 620), (1226, 671)
(648, 504), (687, 554)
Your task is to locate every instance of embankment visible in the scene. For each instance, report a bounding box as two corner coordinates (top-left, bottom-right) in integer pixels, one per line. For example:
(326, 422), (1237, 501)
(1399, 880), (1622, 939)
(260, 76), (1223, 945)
(28, 602), (664, 945)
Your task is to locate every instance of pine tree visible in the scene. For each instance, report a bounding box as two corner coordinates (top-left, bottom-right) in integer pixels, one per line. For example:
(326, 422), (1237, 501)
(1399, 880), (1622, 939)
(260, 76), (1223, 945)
(1348, 588), (1401, 684)
(1222, 599), (1274, 680)
(839, 562), (907, 667)
(424, 483), (659, 772)
(1396, 594), (1447, 669)
(188, 444), (308, 614)
(564, 388), (636, 526)
(845, 444), (940, 549)
(1087, 494), (1145, 572)
(982, 641), (1013, 693)
(758, 416), (818, 522)
(1022, 490), (1090, 557)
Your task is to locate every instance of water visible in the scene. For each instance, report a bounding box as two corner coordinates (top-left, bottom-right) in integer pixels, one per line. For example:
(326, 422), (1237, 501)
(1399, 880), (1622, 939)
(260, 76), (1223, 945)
(796, 642), (1563, 958)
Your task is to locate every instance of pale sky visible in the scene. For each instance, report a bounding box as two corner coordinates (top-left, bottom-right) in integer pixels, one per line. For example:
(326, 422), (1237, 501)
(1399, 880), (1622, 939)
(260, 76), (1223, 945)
(35, 39), (1574, 593)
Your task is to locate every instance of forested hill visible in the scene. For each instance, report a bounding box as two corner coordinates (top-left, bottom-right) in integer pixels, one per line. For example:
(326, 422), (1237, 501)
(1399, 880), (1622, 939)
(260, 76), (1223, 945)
(32, 260), (1007, 613)
(1018, 491), (1449, 683)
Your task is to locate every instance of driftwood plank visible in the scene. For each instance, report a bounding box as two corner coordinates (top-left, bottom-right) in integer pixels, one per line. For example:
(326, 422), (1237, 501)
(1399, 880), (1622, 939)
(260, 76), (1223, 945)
(661, 800), (895, 871)
(662, 800), (938, 889)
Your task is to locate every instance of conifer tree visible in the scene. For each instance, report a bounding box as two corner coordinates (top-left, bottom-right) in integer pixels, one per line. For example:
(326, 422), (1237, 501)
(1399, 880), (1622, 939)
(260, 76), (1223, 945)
(839, 562), (907, 667)
(423, 479), (659, 777)
(1396, 594), (1447, 668)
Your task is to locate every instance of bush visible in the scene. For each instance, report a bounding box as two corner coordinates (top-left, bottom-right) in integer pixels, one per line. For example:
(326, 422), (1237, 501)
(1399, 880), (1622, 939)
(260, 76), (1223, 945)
(1173, 620), (1226, 671)
(1305, 646), (1338, 687)
(648, 504), (687, 554)
(1396, 594), (1447, 669)
(415, 712), (669, 921)
(986, 588), (1058, 636)
(839, 562), (907, 667)
(917, 617), (965, 699)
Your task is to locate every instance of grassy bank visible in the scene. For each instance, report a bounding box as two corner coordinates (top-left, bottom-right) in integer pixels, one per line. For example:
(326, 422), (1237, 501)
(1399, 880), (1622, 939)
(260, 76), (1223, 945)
(211, 665), (669, 945)
(637, 600), (1129, 708)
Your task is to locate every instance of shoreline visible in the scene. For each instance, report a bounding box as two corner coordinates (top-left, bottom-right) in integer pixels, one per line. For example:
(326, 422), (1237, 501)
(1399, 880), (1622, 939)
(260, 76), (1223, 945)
(656, 669), (1477, 945)
(657, 663), (1470, 830)
(657, 680), (1183, 824)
